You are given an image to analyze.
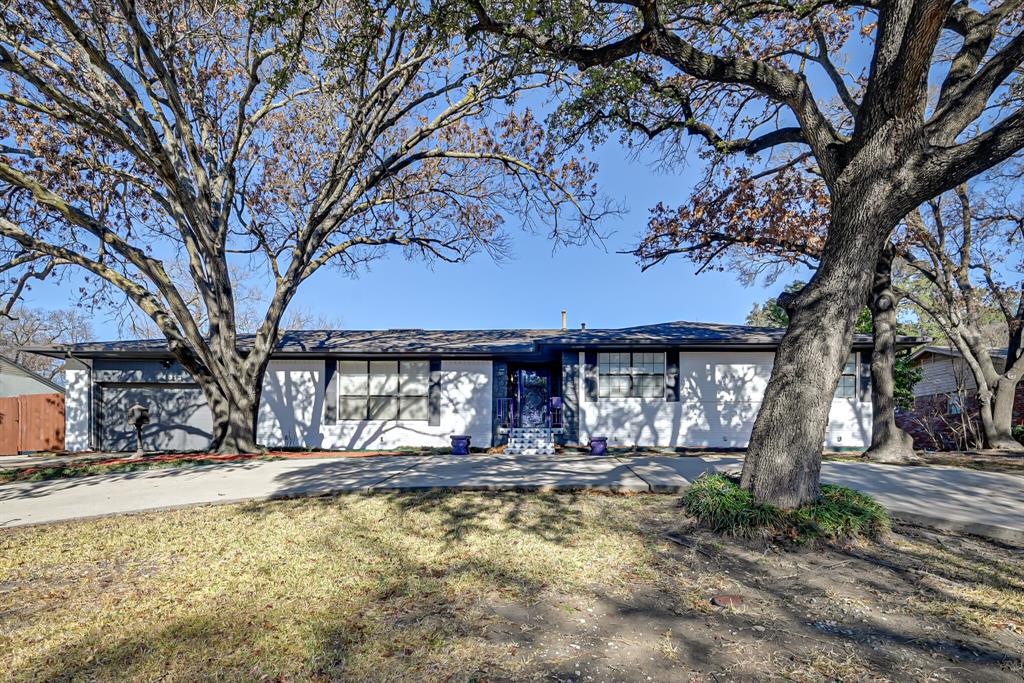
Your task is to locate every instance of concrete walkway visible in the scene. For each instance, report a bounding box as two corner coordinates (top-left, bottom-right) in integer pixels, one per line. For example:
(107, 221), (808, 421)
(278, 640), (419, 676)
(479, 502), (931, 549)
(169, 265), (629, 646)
(1, 454), (1021, 543)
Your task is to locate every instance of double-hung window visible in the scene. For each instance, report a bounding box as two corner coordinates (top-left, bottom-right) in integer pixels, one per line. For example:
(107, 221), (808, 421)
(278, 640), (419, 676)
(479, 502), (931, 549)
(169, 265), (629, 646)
(337, 360), (429, 421)
(834, 355), (857, 399)
(598, 352), (665, 399)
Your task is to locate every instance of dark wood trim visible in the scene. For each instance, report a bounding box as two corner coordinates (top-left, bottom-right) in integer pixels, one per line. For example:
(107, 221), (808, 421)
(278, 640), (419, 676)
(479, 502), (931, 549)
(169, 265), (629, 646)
(323, 359), (338, 424)
(428, 359), (442, 426)
(665, 350), (680, 402)
(858, 350), (872, 403)
(583, 351), (598, 403)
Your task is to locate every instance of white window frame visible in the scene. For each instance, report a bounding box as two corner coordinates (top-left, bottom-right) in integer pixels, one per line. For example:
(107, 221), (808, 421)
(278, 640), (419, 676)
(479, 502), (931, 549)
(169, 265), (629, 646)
(337, 359), (429, 421)
(598, 351), (665, 399)
(834, 354), (858, 400)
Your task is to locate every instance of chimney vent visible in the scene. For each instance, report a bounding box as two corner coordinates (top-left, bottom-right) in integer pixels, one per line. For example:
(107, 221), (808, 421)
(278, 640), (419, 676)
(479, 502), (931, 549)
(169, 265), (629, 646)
(580, 322), (587, 330)
(561, 310), (567, 330)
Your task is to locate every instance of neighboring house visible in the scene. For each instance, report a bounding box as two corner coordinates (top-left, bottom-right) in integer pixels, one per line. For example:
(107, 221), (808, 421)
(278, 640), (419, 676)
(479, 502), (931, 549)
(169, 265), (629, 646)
(27, 321), (909, 453)
(0, 354), (63, 397)
(896, 345), (1024, 449)
(0, 354), (65, 454)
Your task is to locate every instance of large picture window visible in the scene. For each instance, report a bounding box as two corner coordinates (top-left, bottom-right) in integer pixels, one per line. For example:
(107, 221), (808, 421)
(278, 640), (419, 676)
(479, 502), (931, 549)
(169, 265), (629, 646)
(598, 352), (665, 399)
(338, 360), (429, 421)
(834, 355), (857, 399)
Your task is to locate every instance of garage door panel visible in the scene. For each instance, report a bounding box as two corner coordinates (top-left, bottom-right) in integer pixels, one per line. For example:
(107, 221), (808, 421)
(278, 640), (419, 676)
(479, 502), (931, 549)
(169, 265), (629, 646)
(100, 384), (213, 452)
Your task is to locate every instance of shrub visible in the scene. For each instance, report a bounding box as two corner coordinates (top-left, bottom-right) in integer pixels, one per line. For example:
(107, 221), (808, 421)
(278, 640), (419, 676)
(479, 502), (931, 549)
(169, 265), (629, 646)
(681, 474), (890, 543)
(1012, 424), (1024, 445)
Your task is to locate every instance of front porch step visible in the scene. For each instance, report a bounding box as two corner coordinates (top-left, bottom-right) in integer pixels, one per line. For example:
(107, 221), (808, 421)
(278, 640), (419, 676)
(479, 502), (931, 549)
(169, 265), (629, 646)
(503, 427), (558, 455)
(507, 438), (554, 447)
(504, 446), (556, 455)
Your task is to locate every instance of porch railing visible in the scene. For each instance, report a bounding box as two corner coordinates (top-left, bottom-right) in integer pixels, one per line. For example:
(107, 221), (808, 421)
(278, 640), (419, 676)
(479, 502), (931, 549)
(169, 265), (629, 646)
(495, 397), (563, 430)
(496, 397), (516, 430)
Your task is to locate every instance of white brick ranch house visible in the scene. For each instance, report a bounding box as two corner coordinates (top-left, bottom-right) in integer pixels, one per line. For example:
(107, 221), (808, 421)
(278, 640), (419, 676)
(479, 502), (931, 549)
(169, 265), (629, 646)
(29, 321), (903, 453)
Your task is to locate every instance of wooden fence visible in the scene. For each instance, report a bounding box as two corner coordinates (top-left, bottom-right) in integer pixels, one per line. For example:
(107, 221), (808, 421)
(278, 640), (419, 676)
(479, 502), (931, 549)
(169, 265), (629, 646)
(0, 393), (65, 455)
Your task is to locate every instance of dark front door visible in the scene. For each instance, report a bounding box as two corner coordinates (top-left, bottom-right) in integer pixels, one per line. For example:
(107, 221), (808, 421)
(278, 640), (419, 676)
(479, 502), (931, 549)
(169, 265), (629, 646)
(517, 368), (551, 428)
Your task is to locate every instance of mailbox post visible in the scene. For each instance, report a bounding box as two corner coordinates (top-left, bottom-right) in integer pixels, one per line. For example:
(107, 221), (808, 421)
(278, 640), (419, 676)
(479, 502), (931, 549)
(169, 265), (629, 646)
(127, 403), (151, 456)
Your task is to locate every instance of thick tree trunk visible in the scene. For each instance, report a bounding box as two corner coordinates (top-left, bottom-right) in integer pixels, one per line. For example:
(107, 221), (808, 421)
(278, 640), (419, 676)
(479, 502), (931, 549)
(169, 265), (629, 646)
(188, 358), (263, 454)
(864, 243), (917, 463)
(741, 191), (899, 508)
(982, 379), (1024, 452)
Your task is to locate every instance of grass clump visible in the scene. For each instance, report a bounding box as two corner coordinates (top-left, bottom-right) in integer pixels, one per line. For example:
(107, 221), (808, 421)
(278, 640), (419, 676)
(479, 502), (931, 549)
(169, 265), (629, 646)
(682, 474), (890, 542)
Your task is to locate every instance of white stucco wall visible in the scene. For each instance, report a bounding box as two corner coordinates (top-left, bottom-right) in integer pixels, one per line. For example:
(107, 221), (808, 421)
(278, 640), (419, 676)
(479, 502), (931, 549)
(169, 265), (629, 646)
(64, 359), (92, 451)
(578, 351), (872, 449)
(257, 358), (493, 449)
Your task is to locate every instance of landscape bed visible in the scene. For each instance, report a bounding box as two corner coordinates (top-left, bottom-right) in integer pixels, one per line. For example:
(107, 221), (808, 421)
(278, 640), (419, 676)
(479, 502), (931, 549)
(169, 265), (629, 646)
(1, 492), (1021, 682)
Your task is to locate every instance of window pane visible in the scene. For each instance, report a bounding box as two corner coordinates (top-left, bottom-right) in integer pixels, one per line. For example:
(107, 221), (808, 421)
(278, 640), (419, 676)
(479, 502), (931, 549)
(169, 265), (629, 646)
(368, 396), (400, 420)
(369, 360), (399, 395)
(637, 374), (663, 398)
(834, 376), (855, 399)
(652, 353), (665, 374)
(399, 360), (429, 396)
(338, 396), (367, 420)
(338, 361), (368, 396)
(608, 376), (630, 397)
(844, 355), (857, 374)
(400, 396), (429, 420)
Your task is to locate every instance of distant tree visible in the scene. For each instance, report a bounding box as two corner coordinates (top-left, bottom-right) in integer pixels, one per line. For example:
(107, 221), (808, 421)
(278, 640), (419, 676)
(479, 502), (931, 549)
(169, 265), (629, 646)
(898, 183), (1024, 451)
(747, 282), (872, 334)
(0, 0), (604, 452)
(470, 0), (1024, 507)
(0, 306), (92, 381)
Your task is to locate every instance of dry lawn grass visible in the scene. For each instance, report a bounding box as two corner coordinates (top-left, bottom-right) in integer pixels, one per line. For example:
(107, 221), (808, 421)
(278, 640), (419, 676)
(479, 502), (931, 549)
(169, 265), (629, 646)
(1, 492), (1021, 682)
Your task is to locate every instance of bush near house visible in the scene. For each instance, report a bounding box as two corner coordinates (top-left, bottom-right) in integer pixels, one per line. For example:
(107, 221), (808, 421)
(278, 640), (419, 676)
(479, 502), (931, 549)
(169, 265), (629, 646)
(682, 474), (890, 542)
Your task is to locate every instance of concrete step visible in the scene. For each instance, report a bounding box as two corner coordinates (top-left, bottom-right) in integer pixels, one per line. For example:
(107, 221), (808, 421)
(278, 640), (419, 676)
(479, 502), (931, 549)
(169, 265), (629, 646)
(504, 447), (556, 455)
(507, 437), (554, 445)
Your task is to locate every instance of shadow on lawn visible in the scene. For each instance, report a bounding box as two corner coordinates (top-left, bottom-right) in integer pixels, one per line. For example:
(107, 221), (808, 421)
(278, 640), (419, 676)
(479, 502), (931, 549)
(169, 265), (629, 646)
(10, 492), (1024, 682)
(0, 459), (268, 503)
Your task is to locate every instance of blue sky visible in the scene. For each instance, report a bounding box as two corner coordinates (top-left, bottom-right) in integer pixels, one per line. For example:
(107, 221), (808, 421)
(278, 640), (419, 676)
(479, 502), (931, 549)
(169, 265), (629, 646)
(24, 139), (805, 339)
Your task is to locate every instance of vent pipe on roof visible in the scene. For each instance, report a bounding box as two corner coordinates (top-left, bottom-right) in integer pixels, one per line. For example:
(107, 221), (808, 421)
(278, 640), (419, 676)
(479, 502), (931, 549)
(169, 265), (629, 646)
(561, 310), (567, 330)
(580, 322), (587, 330)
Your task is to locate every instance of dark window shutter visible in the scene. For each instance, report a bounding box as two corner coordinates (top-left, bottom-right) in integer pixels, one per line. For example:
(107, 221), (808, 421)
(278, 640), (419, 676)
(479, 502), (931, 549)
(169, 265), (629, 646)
(665, 351), (680, 402)
(323, 359), (338, 424)
(858, 350), (872, 402)
(428, 359), (442, 426)
(583, 351), (598, 402)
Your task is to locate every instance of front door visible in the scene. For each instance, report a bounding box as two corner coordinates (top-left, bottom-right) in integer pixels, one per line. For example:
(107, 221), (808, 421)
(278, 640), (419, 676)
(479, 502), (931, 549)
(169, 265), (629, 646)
(517, 368), (551, 428)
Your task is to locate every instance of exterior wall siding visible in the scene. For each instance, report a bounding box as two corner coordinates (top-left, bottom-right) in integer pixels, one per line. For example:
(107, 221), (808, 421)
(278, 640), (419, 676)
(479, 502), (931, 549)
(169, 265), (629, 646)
(64, 350), (878, 452)
(258, 358), (493, 450)
(913, 354), (979, 397)
(64, 359), (92, 451)
(578, 350), (872, 449)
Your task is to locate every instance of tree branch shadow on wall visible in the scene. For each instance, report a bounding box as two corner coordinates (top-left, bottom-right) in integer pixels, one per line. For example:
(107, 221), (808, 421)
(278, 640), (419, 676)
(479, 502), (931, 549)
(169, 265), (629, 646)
(258, 363), (491, 450)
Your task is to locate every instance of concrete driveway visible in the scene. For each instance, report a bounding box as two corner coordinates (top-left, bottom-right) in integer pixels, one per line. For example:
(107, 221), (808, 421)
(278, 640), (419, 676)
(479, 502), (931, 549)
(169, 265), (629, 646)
(1, 454), (1021, 543)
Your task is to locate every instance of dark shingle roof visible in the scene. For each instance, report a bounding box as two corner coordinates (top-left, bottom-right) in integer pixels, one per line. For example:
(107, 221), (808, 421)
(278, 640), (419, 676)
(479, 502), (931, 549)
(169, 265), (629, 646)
(24, 321), (913, 358)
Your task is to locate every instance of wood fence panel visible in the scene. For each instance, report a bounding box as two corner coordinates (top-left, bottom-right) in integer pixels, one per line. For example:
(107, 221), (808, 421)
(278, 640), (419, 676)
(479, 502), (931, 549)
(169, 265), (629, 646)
(0, 393), (64, 454)
(0, 396), (19, 455)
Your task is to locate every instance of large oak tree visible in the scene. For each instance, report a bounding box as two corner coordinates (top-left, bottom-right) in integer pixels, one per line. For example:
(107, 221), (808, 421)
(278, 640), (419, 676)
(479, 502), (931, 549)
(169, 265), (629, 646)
(0, 0), (603, 452)
(471, 0), (1024, 506)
